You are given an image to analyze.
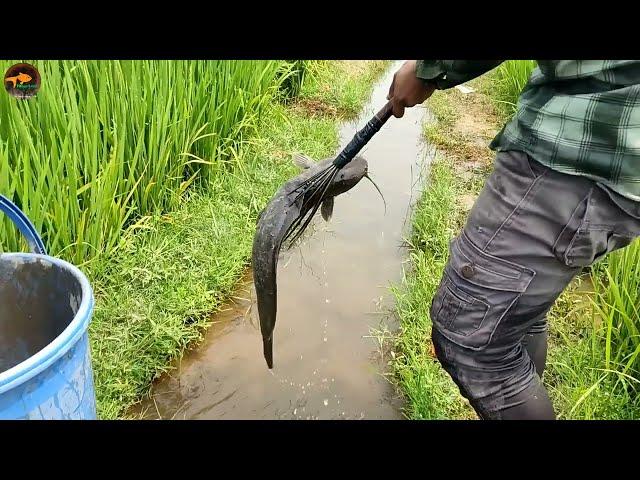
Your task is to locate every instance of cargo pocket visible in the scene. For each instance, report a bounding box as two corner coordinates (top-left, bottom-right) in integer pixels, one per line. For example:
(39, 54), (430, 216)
(553, 187), (640, 268)
(431, 232), (535, 350)
(565, 229), (636, 267)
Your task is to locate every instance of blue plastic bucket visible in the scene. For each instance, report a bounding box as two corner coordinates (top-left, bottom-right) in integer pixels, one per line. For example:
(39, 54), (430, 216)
(0, 195), (97, 419)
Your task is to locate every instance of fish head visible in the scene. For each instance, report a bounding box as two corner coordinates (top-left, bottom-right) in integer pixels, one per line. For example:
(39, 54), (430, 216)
(17, 73), (32, 82)
(326, 155), (368, 197)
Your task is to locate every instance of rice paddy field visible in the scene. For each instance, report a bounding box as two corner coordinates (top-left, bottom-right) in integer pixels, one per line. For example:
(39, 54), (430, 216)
(2, 59), (638, 420)
(0, 59), (390, 418)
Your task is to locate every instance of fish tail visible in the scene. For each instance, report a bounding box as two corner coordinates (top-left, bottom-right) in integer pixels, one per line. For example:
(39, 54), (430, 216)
(263, 336), (273, 369)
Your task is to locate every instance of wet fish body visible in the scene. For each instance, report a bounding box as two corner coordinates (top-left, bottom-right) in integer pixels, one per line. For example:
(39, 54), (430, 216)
(252, 154), (368, 369)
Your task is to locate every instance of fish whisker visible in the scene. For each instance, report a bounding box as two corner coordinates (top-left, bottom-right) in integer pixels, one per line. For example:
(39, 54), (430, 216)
(363, 173), (386, 215)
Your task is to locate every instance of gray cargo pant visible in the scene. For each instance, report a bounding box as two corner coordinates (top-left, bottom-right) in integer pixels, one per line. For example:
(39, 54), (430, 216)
(430, 150), (640, 420)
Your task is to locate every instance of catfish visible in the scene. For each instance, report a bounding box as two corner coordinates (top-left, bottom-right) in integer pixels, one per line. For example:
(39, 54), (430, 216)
(252, 153), (373, 369)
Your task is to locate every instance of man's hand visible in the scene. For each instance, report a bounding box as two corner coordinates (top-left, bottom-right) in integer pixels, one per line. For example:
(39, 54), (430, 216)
(387, 61), (435, 118)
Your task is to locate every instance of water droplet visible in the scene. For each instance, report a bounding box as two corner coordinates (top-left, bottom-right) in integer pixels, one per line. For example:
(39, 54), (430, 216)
(323, 337), (327, 342)
(325, 299), (330, 303)
(324, 399), (329, 406)
(293, 408), (297, 415)
(324, 282), (328, 287)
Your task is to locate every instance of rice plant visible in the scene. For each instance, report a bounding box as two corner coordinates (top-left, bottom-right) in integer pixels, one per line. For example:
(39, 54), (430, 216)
(277, 60), (311, 102)
(491, 60), (537, 119)
(0, 60), (304, 266)
(591, 240), (640, 386)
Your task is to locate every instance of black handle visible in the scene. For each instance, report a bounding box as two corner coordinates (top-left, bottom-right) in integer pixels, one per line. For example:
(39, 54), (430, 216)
(332, 102), (394, 169)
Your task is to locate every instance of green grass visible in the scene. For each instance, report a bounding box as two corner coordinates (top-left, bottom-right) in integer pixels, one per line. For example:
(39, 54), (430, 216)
(592, 241), (640, 379)
(390, 158), (477, 419)
(422, 92), (459, 150)
(277, 60), (312, 101)
(298, 61), (390, 118)
(488, 60), (537, 119)
(545, 271), (640, 419)
(83, 61), (390, 419)
(545, 240), (640, 419)
(0, 60), (300, 266)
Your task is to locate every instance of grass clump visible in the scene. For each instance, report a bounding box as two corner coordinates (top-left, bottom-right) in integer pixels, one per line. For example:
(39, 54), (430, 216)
(295, 60), (391, 118)
(488, 60), (537, 120)
(391, 159), (476, 419)
(545, 240), (640, 419)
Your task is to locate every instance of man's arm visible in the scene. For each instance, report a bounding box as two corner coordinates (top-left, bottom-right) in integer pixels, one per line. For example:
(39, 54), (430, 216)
(387, 60), (504, 118)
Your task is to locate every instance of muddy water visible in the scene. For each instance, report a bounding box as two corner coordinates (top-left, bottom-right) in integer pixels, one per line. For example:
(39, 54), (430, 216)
(132, 62), (431, 420)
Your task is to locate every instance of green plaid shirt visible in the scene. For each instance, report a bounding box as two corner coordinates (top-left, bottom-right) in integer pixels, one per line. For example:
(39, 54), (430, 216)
(416, 60), (640, 202)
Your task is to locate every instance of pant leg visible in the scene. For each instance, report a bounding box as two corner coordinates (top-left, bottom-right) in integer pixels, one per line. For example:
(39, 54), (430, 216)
(430, 150), (640, 420)
(522, 324), (548, 378)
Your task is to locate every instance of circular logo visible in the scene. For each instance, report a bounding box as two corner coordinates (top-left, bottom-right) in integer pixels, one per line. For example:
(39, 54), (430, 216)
(4, 63), (40, 99)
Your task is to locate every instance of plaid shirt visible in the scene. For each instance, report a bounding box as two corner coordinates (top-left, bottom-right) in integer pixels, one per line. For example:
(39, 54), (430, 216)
(416, 60), (640, 202)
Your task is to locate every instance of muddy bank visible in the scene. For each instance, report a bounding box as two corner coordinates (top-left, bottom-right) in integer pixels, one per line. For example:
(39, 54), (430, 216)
(131, 62), (431, 420)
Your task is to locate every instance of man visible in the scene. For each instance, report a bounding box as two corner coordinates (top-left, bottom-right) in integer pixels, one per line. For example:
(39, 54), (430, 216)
(387, 60), (640, 420)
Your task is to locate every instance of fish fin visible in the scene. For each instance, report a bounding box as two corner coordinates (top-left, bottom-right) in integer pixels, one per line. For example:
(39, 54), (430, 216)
(321, 196), (334, 222)
(292, 153), (316, 170)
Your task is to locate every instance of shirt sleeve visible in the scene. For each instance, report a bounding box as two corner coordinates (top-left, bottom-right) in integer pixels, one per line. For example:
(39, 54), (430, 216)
(416, 60), (505, 89)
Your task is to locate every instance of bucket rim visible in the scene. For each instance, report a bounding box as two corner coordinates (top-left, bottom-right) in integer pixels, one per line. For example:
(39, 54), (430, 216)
(0, 253), (94, 395)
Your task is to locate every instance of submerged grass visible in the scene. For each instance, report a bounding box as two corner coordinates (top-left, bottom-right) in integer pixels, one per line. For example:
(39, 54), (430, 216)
(87, 61), (390, 419)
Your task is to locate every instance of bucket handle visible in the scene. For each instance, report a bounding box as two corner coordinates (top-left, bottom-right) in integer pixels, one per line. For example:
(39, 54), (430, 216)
(0, 194), (47, 255)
